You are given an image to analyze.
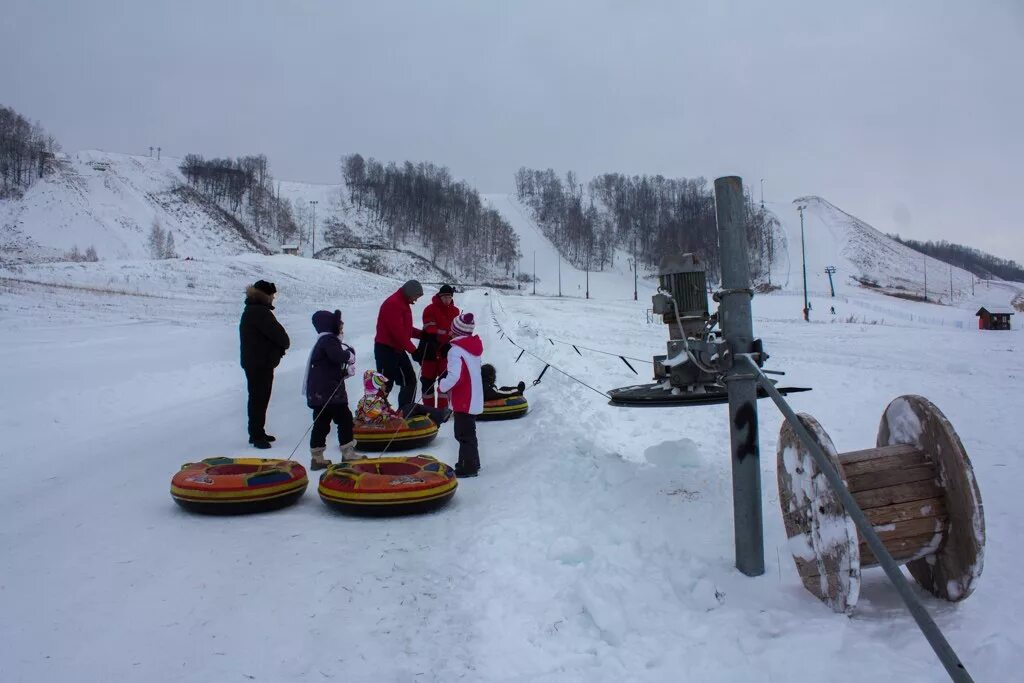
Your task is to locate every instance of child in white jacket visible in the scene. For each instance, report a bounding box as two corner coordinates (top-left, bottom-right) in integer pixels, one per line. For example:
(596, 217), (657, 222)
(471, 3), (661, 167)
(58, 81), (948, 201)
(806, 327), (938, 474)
(438, 312), (484, 477)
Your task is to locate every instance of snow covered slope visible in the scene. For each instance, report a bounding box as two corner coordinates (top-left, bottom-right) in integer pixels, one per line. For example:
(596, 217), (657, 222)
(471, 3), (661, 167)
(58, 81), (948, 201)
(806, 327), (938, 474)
(771, 196), (980, 304)
(484, 193), (660, 300)
(0, 254), (1021, 682)
(0, 150), (266, 262)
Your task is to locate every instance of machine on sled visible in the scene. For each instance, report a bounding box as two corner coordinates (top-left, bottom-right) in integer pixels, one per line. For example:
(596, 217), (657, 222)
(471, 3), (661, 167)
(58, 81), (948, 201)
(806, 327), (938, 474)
(608, 253), (810, 407)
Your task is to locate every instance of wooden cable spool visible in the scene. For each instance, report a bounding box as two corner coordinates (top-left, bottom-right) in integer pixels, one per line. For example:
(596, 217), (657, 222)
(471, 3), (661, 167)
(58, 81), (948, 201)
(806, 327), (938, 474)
(777, 395), (985, 613)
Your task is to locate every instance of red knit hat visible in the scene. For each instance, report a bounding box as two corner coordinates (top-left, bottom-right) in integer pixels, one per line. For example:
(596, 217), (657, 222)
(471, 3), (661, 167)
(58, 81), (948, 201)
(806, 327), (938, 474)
(451, 312), (475, 336)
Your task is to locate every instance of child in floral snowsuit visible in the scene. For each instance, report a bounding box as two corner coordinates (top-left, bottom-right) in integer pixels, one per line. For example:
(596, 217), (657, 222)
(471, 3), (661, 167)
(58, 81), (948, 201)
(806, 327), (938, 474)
(356, 370), (405, 428)
(356, 369), (450, 427)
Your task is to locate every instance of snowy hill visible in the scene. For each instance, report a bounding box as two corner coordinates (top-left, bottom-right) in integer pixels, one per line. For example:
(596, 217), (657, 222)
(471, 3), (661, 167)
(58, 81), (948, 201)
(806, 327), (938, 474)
(0, 150), (266, 262)
(771, 196), (980, 304)
(484, 193), (660, 300)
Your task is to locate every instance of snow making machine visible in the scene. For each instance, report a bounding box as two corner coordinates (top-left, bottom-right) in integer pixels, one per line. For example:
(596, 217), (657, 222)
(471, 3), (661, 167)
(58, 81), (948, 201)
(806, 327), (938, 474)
(608, 252), (809, 407)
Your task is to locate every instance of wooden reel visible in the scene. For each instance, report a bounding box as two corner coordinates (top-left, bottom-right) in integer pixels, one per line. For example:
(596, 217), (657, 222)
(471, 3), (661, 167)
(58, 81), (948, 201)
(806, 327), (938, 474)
(777, 395), (985, 613)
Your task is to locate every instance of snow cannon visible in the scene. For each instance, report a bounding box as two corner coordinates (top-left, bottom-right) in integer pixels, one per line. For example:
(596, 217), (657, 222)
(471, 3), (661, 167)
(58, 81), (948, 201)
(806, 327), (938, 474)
(608, 252), (808, 407)
(650, 253), (718, 390)
(777, 395), (985, 613)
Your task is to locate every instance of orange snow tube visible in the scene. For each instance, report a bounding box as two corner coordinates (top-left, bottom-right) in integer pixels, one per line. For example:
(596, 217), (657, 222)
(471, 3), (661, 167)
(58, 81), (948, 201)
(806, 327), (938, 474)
(170, 457), (308, 515)
(318, 455), (457, 515)
(477, 395), (529, 421)
(353, 414), (439, 451)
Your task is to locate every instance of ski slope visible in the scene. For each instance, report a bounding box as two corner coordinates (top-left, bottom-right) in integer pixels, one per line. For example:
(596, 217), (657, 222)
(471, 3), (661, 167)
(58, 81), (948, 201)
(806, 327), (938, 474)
(0, 151), (264, 262)
(770, 196), (981, 304)
(1, 254), (1022, 682)
(484, 193), (658, 300)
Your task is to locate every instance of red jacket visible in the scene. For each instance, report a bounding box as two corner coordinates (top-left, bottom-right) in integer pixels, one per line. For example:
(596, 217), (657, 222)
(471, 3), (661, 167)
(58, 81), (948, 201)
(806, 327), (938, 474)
(420, 294), (460, 380)
(375, 288), (421, 354)
(438, 335), (484, 414)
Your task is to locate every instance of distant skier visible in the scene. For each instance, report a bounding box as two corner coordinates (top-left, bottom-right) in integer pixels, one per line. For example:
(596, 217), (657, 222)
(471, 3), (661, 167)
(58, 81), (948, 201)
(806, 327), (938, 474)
(374, 280), (424, 409)
(303, 309), (356, 470)
(830, 305), (836, 315)
(438, 313), (484, 477)
(239, 280), (290, 449)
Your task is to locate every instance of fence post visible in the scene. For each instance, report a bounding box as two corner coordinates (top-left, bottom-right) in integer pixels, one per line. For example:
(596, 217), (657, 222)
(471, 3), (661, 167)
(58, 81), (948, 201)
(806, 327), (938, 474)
(715, 176), (764, 576)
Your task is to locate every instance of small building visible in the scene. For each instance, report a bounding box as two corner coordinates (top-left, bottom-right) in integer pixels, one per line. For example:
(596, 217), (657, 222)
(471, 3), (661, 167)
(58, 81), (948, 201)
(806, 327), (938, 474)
(976, 306), (1014, 330)
(280, 244), (299, 256)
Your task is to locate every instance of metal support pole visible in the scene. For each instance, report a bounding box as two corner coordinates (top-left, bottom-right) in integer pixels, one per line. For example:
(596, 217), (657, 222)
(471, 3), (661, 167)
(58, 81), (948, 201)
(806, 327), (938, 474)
(738, 354), (974, 683)
(533, 251), (536, 295)
(633, 236), (638, 301)
(714, 175), (764, 577)
(798, 204), (809, 320)
(310, 200), (318, 258)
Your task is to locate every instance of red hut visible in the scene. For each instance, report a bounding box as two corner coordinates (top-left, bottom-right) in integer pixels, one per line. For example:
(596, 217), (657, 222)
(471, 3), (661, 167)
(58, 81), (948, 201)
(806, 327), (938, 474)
(976, 306), (1014, 330)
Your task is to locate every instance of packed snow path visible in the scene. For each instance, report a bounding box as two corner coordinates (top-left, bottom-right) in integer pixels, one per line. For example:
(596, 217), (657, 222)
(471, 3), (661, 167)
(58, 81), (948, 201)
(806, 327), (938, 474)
(1, 260), (1022, 682)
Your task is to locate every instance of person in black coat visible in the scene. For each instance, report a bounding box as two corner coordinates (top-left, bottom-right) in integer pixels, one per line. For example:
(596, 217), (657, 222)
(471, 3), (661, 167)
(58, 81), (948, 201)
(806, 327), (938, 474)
(304, 309), (356, 470)
(481, 363), (526, 402)
(239, 280), (290, 448)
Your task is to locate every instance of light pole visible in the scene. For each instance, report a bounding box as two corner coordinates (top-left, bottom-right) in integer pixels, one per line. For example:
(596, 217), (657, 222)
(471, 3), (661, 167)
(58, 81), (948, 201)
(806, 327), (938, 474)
(310, 200), (318, 257)
(532, 250), (536, 295)
(558, 253), (562, 297)
(760, 178), (765, 209)
(585, 239), (591, 300)
(632, 235), (638, 301)
(923, 254), (928, 301)
(797, 204), (809, 321)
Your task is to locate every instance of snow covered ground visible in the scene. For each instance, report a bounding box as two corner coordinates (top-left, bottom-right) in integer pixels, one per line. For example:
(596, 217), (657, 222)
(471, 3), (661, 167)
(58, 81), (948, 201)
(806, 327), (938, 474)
(1, 253), (1022, 682)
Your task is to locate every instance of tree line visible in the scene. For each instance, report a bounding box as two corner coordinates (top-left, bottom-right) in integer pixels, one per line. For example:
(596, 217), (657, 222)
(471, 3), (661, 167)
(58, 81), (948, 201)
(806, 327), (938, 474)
(889, 235), (1024, 282)
(514, 168), (777, 282)
(339, 154), (521, 279)
(0, 104), (59, 199)
(179, 154), (299, 245)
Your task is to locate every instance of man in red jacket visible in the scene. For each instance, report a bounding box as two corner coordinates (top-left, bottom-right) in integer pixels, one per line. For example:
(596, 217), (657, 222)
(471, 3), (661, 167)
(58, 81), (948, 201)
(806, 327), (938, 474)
(419, 284), (460, 398)
(374, 280), (423, 410)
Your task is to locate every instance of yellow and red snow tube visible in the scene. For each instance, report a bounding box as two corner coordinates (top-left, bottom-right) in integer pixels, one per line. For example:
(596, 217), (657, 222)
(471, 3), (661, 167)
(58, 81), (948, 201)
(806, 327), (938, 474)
(353, 414), (439, 451)
(171, 457), (308, 515)
(477, 395), (529, 421)
(318, 455), (457, 515)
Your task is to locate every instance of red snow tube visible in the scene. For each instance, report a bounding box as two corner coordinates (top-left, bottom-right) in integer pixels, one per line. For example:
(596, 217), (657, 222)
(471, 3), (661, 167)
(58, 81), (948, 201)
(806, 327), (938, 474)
(353, 414), (439, 451)
(170, 457), (308, 515)
(318, 455), (457, 515)
(477, 395), (529, 421)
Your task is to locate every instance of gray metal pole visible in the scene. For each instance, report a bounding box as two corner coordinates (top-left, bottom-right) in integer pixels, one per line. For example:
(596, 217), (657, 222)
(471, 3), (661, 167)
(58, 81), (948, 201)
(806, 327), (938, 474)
(714, 175), (764, 577)
(739, 354), (974, 683)
(798, 205), (808, 320)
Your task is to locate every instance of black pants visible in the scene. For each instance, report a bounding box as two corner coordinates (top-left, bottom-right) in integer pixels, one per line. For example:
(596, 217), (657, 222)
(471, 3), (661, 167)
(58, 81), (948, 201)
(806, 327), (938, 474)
(244, 366), (275, 440)
(375, 342), (417, 409)
(453, 413), (480, 473)
(310, 403), (354, 449)
(399, 402), (449, 425)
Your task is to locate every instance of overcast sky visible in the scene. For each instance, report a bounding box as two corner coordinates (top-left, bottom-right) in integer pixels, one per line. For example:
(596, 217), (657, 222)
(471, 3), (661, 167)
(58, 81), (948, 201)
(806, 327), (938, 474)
(3, 1), (1022, 261)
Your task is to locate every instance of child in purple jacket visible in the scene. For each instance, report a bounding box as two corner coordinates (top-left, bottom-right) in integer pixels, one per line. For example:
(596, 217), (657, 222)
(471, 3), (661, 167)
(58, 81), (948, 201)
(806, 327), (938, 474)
(303, 310), (357, 469)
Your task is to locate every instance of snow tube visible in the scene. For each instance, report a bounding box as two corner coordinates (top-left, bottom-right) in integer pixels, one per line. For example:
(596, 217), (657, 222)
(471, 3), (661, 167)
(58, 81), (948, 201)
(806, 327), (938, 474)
(354, 414), (439, 451)
(171, 457), (308, 515)
(477, 395), (529, 421)
(318, 455), (457, 515)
